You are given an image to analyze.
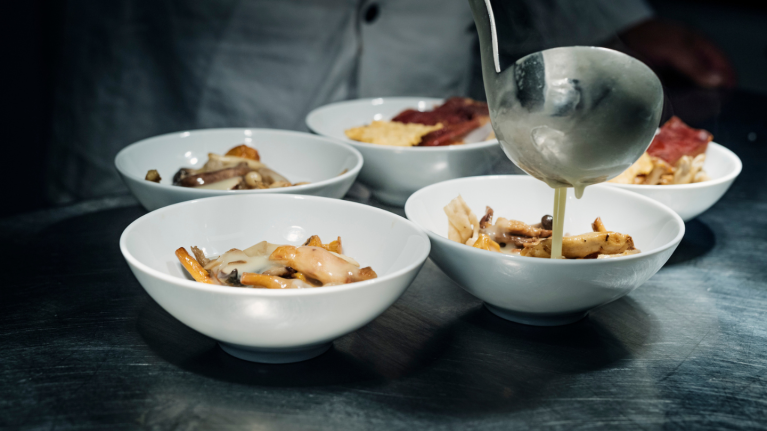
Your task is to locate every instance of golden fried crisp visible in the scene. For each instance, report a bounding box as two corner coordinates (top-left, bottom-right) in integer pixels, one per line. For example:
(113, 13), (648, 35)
(345, 121), (442, 147)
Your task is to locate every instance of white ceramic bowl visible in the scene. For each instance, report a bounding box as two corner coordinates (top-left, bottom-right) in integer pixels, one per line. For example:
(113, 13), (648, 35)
(306, 97), (503, 206)
(115, 128), (363, 211)
(606, 142), (741, 221)
(405, 176), (685, 326)
(120, 194), (430, 363)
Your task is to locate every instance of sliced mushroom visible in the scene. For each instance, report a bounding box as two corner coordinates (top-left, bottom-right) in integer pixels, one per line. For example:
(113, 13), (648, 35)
(521, 232), (634, 259)
(145, 169), (162, 183)
(173, 168), (196, 185)
(644, 158), (672, 185)
(479, 206), (494, 229)
(591, 217), (607, 233)
(204, 153), (264, 171)
(178, 163), (252, 188)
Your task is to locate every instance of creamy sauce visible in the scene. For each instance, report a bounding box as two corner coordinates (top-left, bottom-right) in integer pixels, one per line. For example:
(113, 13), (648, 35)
(219, 251), (273, 276)
(205, 241), (282, 280)
(550, 188), (567, 259)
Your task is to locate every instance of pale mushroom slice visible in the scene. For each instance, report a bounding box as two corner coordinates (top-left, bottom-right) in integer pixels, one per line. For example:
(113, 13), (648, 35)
(444, 195), (479, 245)
(645, 157), (673, 185)
(673, 155), (695, 185)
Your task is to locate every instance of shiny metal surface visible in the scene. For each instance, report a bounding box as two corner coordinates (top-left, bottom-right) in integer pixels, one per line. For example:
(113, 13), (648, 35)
(470, 0), (664, 195)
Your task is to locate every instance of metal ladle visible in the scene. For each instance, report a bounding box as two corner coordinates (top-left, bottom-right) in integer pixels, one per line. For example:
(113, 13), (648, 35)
(469, 0), (664, 198)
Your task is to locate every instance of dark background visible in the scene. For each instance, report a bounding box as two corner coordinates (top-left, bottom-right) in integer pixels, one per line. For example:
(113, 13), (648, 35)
(2, 0), (766, 218)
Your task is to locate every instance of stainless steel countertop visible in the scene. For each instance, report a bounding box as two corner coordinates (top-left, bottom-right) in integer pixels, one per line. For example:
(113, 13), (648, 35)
(1, 90), (765, 430)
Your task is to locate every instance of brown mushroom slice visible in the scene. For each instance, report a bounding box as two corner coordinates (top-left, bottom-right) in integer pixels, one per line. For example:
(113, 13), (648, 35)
(203, 153), (265, 172)
(521, 232), (634, 259)
(178, 163), (251, 188)
(481, 217), (552, 244)
(145, 169), (162, 183)
(191, 246), (210, 267)
(591, 217), (607, 233)
(173, 168), (196, 185)
(479, 206), (494, 229)
(673, 155), (695, 185)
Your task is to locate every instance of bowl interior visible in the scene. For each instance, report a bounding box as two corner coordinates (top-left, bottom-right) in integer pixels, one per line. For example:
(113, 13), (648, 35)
(406, 176), (683, 254)
(123, 195), (430, 285)
(116, 129), (360, 187)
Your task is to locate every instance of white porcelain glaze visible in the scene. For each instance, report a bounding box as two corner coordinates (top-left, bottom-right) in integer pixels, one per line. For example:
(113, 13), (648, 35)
(405, 176), (685, 326)
(306, 97), (503, 206)
(120, 195), (431, 363)
(115, 128), (364, 211)
(606, 142), (742, 221)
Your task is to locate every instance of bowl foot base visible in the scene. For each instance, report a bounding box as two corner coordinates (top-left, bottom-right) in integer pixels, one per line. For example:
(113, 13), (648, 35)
(219, 342), (332, 364)
(485, 303), (588, 326)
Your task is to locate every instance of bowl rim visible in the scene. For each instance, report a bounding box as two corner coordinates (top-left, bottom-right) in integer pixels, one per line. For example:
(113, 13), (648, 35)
(114, 128), (364, 195)
(606, 142), (742, 191)
(119, 194), (431, 296)
(305, 96), (500, 152)
(404, 175), (686, 265)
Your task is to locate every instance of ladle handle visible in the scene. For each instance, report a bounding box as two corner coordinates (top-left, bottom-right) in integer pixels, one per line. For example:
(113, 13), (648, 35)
(482, 0), (501, 74)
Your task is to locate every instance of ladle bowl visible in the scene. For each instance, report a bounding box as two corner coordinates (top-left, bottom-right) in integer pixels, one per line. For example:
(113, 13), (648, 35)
(470, 0), (664, 193)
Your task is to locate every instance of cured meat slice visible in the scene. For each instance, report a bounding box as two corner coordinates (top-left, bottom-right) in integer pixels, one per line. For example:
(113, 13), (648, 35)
(393, 97), (489, 126)
(647, 116), (712, 165)
(392, 97), (490, 146)
(420, 118), (481, 146)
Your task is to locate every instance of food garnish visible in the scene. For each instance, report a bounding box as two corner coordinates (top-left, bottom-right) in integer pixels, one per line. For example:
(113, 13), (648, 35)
(444, 196), (639, 259)
(610, 116), (712, 185)
(146, 144), (309, 190)
(345, 97), (494, 147)
(175, 235), (377, 289)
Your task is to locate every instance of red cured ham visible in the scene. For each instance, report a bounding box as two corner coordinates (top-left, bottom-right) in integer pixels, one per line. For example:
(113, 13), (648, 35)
(392, 97), (490, 146)
(419, 119), (482, 146)
(647, 116), (712, 165)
